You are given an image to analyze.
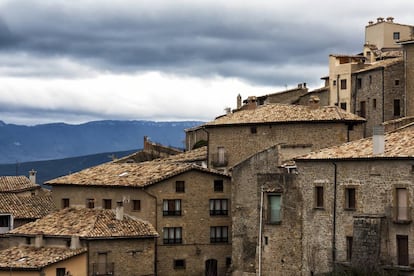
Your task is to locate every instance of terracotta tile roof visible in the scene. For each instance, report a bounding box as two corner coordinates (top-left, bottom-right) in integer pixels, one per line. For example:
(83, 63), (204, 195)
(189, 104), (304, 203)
(154, 146), (207, 163)
(353, 57), (403, 73)
(204, 104), (365, 126)
(296, 124), (414, 160)
(9, 207), (158, 238)
(0, 193), (54, 219)
(46, 153), (227, 188)
(0, 246), (86, 269)
(0, 176), (38, 193)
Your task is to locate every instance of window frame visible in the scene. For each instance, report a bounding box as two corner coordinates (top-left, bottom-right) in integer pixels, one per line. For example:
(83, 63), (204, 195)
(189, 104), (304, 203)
(175, 181), (185, 193)
(163, 199), (182, 216)
(61, 198), (70, 209)
(214, 180), (224, 192)
(86, 198), (95, 209)
(314, 186), (324, 209)
(210, 199), (229, 216)
(393, 32), (400, 40)
(132, 199), (141, 212)
(163, 227), (182, 244)
(267, 194), (282, 224)
(340, 79), (347, 90)
(345, 188), (356, 210)
(102, 199), (112, 209)
(174, 259), (186, 269)
(394, 99), (401, 116)
(210, 226), (229, 243)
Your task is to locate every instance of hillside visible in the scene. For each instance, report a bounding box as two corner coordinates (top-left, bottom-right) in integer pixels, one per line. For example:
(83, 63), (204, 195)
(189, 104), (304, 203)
(0, 120), (202, 164)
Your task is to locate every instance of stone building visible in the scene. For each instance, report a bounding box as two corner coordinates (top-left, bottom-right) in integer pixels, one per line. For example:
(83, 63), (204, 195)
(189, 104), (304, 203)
(295, 124), (414, 274)
(5, 207), (157, 276)
(202, 103), (365, 170)
(46, 148), (232, 276)
(400, 40), (414, 117)
(231, 146), (300, 276)
(351, 57), (405, 136)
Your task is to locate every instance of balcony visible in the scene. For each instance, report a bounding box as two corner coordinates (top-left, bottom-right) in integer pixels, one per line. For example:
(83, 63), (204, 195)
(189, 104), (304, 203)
(211, 152), (228, 167)
(210, 210), (228, 216)
(390, 207), (412, 224)
(92, 263), (114, 276)
(163, 210), (181, 216)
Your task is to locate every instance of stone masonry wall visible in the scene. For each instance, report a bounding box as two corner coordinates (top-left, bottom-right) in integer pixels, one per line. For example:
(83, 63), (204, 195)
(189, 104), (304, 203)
(297, 159), (414, 274)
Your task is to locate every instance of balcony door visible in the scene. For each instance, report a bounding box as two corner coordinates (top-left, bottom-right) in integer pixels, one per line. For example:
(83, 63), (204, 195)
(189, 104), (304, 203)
(397, 188), (408, 221)
(205, 259), (217, 276)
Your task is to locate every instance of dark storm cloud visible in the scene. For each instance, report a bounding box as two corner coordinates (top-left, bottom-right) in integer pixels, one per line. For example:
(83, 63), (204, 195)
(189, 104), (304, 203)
(0, 1), (360, 86)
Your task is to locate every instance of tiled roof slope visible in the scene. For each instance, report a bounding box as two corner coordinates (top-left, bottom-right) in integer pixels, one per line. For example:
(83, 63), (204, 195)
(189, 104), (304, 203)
(46, 154), (227, 188)
(204, 104), (365, 126)
(9, 207), (158, 238)
(0, 176), (38, 192)
(0, 193), (54, 219)
(153, 146), (207, 163)
(354, 57), (403, 73)
(0, 246), (86, 269)
(296, 124), (414, 160)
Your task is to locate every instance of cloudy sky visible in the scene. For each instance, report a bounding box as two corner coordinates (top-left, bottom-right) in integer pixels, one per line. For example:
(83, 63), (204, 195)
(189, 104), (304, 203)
(0, 0), (413, 125)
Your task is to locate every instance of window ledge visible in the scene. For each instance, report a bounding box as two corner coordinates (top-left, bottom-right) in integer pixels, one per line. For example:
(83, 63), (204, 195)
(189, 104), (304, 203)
(393, 219), (412, 225)
(267, 221), (281, 225)
(344, 208), (356, 211)
(314, 207), (325, 210)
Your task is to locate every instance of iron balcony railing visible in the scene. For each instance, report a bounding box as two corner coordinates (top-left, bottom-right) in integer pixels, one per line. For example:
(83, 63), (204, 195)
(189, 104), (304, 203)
(211, 152), (228, 167)
(92, 262), (114, 276)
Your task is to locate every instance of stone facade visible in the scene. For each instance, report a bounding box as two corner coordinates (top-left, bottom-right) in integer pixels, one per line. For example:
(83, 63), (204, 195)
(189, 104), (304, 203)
(404, 42), (414, 117)
(351, 59), (405, 136)
(206, 122), (364, 170)
(296, 159), (414, 274)
(231, 146), (302, 276)
(51, 169), (232, 276)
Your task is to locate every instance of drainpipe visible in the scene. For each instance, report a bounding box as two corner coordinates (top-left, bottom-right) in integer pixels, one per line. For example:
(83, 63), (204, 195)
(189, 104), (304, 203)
(202, 127), (210, 168)
(258, 184), (264, 276)
(332, 163), (338, 272)
(382, 68), (385, 123)
(336, 75), (340, 106)
(142, 188), (158, 275)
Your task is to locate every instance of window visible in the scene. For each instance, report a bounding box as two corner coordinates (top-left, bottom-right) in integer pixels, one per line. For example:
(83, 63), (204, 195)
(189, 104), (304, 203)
(394, 99), (401, 116)
(397, 235), (409, 266)
(357, 78), (362, 89)
(346, 236), (353, 261)
(0, 215), (10, 228)
(226, 257), (232, 267)
(395, 79), (400, 86)
(250, 126), (257, 134)
(176, 181), (185, 193)
(268, 194), (281, 224)
(315, 186), (324, 208)
(56, 268), (66, 276)
(214, 180), (224, 192)
(369, 75), (372, 84)
(360, 101), (366, 118)
(86, 198), (95, 209)
(174, 259), (186, 269)
(218, 147), (226, 164)
(333, 80), (337, 86)
(345, 188), (356, 210)
(340, 102), (347, 111)
(103, 199), (112, 209)
(396, 188), (408, 221)
(61, 198), (70, 209)
(163, 227), (182, 244)
(210, 226), (228, 243)
(393, 32), (400, 40)
(163, 199), (181, 216)
(132, 200), (141, 211)
(210, 199), (228, 216)
(373, 99), (377, 110)
(340, 79), (347, 90)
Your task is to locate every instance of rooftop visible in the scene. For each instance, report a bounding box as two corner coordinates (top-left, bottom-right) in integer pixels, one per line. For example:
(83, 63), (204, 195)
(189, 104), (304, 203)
(0, 246), (86, 270)
(353, 57), (403, 73)
(0, 193), (54, 219)
(204, 104), (365, 127)
(296, 124), (414, 160)
(47, 148), (225, 188)
(0, 176), (38, 193)
(9, 207), (158, 238)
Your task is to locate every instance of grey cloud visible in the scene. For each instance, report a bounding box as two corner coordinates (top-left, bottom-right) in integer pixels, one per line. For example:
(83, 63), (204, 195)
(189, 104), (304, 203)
(0, 1), (363, 86)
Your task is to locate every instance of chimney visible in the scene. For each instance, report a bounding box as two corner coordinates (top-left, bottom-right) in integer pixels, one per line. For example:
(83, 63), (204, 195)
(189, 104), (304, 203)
(224, 107), (231, 114)
(373, 126), (385, 155)
(368, 21), (374, 25)
(377, 17), (384, 23)
(35, 234), (44, 248)
(116, 201), (124, 220)
(246, 96), (257, 110)
(237, 94), (242, 109)
(70, 235), (81, 249)
(143, 136), (150, 152)
(308, 96), (320, 109)
(386, 17), (394, 23)
(29, 169), (37, 184)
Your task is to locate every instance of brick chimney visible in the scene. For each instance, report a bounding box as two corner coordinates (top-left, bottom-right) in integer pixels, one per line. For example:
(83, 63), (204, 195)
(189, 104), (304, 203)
(70, 236), (81, 249)
(35, 234), (44, 248)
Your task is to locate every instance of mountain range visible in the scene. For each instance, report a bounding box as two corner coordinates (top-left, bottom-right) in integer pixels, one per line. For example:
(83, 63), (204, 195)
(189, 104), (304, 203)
(0, 120), (203, 164)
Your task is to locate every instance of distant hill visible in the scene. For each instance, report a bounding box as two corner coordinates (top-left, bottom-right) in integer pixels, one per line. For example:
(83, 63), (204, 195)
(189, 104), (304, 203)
(0, 149), (138, 186)
(0, 120), (203, 164)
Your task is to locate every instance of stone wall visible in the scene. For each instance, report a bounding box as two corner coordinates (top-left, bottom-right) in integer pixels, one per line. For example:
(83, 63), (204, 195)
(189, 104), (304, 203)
(296, 159), (414, 274)
(207, 122), (364, 169)
(405, 44), (414, 117)
(231, 146), (302, 276)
